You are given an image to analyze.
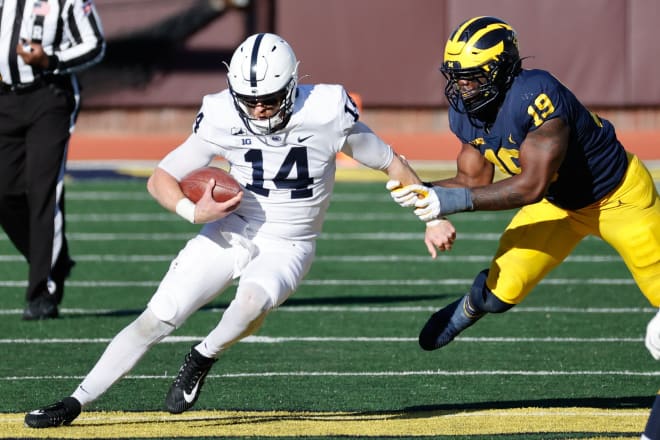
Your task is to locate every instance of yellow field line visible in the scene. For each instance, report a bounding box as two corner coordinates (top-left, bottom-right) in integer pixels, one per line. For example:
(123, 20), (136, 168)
(2, 407), (648, 438)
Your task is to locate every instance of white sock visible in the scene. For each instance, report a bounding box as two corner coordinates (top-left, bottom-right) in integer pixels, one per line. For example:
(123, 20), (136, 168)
(72, 309), (174, 406)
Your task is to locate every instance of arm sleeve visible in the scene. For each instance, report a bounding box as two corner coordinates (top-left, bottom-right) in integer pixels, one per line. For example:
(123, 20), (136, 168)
(157, 133), (219, 181)
(342, 121), (394, 170)
(52, 0), (105, 73)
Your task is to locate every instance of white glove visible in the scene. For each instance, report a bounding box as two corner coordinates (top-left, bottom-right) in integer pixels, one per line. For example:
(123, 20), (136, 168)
(413, 189), (441, 222)
(645, 309), (660, 360)
(386, 180), (429, 208)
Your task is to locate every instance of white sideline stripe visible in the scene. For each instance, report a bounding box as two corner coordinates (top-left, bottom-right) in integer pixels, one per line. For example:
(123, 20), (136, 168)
(0, 278), (636, 288)
(4, 369), (660, 381)
(0, 336), (644, 344)
(0, 254), (625, 263)
(0, 305), (655, 316)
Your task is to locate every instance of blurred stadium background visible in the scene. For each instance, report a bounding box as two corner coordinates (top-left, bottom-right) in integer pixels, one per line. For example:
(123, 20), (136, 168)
(69, 0), (660, 164)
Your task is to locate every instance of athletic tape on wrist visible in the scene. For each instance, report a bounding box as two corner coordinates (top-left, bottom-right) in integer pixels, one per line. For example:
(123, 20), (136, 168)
(433, 187), (473, 215)
(175, 198), (196, 224)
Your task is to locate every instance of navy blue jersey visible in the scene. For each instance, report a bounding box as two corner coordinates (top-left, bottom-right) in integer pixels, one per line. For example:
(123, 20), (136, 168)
(448, 69), (628, 210)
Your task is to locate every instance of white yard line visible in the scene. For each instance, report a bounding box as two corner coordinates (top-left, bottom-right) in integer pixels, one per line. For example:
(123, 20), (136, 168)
(3, 369), (659, 382)
(0, 335), (645, 344)
(0, 278), (637, 288)
(0, 254), (624, 263)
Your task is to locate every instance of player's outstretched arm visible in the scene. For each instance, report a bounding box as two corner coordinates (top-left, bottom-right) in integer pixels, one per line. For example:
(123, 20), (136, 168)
(384, 154), (457, 256)
(385, 152), (422, 187)
(342, 123), (457, 254)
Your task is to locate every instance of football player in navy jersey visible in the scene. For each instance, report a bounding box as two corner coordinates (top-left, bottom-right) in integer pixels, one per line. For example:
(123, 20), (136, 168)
(388, 16), (660, 438)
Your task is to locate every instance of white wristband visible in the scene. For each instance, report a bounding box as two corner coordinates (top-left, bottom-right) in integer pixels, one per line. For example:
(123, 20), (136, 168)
(175, 198), (196, 224)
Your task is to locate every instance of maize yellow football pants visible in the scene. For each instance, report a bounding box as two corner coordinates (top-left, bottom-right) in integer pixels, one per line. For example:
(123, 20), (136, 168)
(487, 153), (660, 306)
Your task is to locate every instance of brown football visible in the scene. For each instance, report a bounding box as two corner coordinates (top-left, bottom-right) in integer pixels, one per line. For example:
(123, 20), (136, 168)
(179, 166), (241, 203)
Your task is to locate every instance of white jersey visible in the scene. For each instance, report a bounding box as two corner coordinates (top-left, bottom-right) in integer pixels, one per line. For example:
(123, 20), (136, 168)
(158, 84), (393, 240)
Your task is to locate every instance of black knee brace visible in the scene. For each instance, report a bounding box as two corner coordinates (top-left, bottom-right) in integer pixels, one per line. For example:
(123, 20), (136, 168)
(468, 269), (515, 314)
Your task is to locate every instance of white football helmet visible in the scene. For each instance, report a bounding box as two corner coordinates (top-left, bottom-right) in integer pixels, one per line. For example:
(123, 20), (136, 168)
(226, 33), (299, 135)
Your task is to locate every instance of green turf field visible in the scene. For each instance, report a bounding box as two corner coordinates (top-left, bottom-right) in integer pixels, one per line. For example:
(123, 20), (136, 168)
(0, 178), (657, 439)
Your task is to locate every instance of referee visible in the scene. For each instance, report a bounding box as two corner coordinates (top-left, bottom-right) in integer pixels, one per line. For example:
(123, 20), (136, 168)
(0, 0), (105, 319)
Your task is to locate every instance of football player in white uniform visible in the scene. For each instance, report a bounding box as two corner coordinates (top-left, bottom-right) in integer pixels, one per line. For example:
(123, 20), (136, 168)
(24, 33), (456, 428)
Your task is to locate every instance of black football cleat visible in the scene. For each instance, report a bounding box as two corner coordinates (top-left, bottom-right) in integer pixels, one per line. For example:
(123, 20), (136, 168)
(165, 346), (217, 414)
(418, 297), (464, 350)
(24, 397), (81, 428)
(22, 296), (59, 320)
(419, 294), (486, 351)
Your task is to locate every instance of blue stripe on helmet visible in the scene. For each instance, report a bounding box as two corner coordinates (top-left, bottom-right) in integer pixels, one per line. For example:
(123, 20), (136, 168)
(250, 33), (265, 87)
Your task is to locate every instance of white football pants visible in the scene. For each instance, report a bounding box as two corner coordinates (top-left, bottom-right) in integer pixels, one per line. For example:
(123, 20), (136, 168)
(72, 213), (315, 406)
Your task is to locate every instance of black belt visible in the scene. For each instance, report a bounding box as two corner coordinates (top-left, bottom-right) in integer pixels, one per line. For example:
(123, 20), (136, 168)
(0, 77), (49, 95)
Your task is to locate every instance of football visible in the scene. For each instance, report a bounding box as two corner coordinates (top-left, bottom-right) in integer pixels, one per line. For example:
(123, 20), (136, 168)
(179, 166), (241, 203)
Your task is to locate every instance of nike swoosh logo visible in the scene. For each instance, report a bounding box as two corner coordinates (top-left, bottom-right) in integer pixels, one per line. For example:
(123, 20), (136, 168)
(183, 381), (200, 403)
(297, 134), (313, 143)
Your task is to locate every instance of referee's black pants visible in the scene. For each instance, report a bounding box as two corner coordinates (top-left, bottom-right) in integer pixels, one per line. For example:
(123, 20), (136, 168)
(0, 76), (77, 304)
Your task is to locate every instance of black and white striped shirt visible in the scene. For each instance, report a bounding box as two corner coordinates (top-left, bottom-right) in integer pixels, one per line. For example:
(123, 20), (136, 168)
(0, 0), (104, 85)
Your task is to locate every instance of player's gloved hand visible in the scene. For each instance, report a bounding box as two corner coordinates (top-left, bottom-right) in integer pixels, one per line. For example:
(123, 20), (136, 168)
(645, 308), (660, 360)
(414, 186), (473, 220)
(413, 187), (441, 221)
(386, 180), (430, 208)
